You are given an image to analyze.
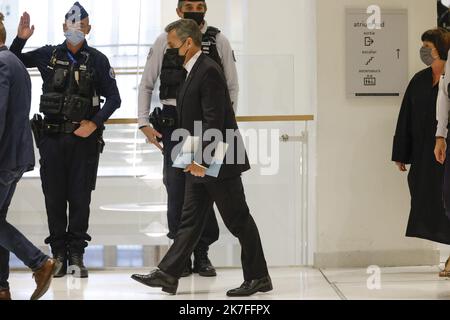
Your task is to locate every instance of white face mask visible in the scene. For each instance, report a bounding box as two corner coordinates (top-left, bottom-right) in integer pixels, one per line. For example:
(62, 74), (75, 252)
(65, 28), (85, 46)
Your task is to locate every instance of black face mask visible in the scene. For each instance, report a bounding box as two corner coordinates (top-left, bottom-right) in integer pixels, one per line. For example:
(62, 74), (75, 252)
(166, 47), (186, 67)
(184, 12), (205, 26)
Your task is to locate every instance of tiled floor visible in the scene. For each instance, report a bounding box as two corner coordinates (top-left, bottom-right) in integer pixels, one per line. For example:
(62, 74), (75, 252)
(6, 265), (450, 300)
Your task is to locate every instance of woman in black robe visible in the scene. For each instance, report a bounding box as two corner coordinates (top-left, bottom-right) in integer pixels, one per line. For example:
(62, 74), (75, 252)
(392, 28), (450, 277)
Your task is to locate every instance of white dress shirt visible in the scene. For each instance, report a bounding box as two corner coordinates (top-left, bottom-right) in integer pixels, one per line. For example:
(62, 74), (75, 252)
(185, 50), (207, 171)
(184, 50), (202, 76)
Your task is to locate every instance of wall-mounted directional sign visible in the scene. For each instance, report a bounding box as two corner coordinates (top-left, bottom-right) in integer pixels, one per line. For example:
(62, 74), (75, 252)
(346, 8), (408, 97)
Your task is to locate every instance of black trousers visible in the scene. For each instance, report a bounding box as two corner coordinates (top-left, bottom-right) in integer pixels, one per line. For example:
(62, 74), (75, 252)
(39, 132), (99, 255)
(159, 175), (269, 281)
(161, 106), (219, 250)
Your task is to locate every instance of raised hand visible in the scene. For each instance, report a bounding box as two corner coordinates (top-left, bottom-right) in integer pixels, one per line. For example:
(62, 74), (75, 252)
(18, 12), (35, 40)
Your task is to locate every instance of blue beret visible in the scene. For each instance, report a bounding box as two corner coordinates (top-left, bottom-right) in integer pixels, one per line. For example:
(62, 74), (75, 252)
(65, 2), (89, 23)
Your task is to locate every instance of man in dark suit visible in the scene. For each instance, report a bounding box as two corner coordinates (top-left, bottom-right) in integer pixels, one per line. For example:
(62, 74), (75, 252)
(0, 12), (60, 300)
(132, 19), (272, 297)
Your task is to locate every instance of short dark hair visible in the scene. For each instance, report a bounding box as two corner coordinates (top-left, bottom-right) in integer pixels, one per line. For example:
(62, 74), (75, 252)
(0, 13), (5, 44)
(165, 19), (202, 47)
(178, 1), (207, 10)
(422, 28), (450, 60)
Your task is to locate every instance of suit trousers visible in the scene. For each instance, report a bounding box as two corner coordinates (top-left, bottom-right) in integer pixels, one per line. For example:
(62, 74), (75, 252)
(161, 106), (219, 250)
(159, 174), (269, 281)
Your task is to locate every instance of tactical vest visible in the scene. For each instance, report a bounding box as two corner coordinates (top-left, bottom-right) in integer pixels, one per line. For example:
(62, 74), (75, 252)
(40, 47), (100, 123)
(201, 26), (223, 69)
(159, 26), (223, 101)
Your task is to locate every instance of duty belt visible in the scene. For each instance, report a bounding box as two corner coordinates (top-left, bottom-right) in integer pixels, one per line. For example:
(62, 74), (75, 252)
(161, 105), (177, 128)
(43, 121), (80, 134)
(160, 117), (176, 128)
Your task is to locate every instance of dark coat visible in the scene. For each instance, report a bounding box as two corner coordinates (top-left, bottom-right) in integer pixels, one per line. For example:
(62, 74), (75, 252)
(0, 46), (34, 176)
(176, 53), (250, 181)
(392, 67), (450, 244)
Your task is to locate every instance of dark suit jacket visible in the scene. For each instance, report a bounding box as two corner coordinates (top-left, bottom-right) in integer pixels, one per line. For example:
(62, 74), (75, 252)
(0, 46), (35, 175)
(176, 53), (250, 180)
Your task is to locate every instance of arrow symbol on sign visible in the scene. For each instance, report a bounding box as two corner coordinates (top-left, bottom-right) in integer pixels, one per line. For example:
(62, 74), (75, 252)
(396, 49), (400, 59)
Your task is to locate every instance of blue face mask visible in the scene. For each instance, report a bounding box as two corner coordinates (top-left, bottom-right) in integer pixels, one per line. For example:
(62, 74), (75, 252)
(64, 28), (85, 46)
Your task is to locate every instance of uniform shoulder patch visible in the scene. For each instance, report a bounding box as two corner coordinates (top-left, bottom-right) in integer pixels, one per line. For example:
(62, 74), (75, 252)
(147, 47), (154, 60)
(109, 67), (116, 79)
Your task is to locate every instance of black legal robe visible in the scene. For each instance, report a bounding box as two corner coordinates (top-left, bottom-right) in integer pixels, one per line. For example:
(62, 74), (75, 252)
(393, 67), (450, 245)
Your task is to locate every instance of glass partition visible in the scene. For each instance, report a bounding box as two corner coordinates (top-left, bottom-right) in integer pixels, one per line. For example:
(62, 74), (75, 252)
(0, 0), (313, 269)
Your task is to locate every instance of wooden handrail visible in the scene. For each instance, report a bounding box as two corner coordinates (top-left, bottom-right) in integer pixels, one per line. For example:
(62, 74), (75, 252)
(29, 71), (145, 77)
(236, 115), (314, 122)
(106, 115), (314, 125)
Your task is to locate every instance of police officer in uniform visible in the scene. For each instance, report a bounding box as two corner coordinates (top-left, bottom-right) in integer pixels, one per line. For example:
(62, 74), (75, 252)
(138, 0), (239, 277)
(10, 3), (121, 278)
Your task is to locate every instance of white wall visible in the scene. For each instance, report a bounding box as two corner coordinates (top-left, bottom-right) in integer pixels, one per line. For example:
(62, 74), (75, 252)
(315, 0), (439, 268)
(244, 0), (317, 116)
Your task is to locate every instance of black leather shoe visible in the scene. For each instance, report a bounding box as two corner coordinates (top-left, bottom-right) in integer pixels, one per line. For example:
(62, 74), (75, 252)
(227, 276), (273, 297)
(53, 252), (67, 278)
(68, 253), (88, 278)
(193, 246), (216, 277)
(131, 269), (179, 295)
(181, 258), (193, 278)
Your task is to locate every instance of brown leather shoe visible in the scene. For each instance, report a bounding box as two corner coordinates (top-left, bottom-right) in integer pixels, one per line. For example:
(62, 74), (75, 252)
(440, 258), (450, 278)
(0, 288), (11, 300)
(31, 258), (61, 300)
